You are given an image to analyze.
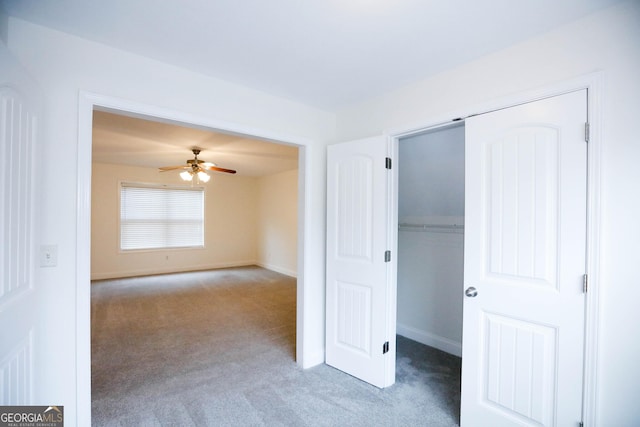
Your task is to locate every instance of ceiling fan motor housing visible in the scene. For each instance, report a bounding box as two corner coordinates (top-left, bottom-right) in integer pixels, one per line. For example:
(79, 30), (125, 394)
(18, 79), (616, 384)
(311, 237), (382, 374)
(158, 147), (236, 174)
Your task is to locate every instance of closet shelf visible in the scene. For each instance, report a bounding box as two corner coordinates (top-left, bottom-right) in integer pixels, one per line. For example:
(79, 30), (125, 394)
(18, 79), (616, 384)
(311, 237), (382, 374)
(398, 223), (464, 234)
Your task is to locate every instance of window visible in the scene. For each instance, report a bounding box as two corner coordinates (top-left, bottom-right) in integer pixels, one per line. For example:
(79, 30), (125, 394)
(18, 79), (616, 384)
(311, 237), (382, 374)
(120, 182), (204, 251)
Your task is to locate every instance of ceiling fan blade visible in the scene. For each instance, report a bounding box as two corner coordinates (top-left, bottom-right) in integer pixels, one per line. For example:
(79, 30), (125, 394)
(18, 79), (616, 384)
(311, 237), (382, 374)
(158, 165), (189, 171)
(202, 165), (237, 174)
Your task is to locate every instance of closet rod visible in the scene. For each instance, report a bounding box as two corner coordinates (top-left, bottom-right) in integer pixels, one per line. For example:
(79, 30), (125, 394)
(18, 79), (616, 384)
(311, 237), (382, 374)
(398, 223), (464, 233)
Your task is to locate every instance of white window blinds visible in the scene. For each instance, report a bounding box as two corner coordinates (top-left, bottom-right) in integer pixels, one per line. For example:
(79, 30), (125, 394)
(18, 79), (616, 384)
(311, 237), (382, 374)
(120, 183), (204, 250)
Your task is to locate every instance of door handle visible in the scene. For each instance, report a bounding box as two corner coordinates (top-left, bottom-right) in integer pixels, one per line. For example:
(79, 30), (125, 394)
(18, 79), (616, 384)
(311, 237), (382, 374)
(465, 287), (478, 298)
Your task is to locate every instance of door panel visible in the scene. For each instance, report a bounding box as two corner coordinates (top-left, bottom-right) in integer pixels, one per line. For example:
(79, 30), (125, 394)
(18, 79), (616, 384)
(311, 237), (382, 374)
(326, 136), (395, 388)
(483, 313), (557, 425)
(0, 45), (40, 404)
(461, 90), (587, 426)
(486, 127), (558, 286)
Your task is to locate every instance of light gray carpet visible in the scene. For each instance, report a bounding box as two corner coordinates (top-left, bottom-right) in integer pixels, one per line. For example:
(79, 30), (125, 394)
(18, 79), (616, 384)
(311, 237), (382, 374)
(91, 266), (461, 426)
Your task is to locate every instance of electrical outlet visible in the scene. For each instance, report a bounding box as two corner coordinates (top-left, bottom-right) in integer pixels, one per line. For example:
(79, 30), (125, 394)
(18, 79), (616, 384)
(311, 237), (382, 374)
(40, 244), (58, 267)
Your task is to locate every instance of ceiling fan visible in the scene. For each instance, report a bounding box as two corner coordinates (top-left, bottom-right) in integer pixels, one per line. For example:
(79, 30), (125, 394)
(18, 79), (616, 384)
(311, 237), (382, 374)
(159, 148), (236, 183)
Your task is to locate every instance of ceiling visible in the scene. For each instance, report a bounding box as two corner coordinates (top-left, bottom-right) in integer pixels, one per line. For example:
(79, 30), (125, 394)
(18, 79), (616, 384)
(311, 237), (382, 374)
(1, 0), (624, 175)
(0, 0), (623, 111)
(92, 111), (298, 177)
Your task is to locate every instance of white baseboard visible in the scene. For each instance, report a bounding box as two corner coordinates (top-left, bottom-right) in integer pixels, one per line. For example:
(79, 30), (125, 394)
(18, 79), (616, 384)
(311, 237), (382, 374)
(300, 348), (325, 369)
(256, 262), (297, 278)
(397, 323), (462, 357)
(90, 260), (257, 281)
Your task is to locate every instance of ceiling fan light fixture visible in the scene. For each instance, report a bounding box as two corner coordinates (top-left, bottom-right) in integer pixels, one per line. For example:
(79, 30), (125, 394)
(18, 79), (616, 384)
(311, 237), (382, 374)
(197, 171), (210, 183)
(160, 148), (235, 182)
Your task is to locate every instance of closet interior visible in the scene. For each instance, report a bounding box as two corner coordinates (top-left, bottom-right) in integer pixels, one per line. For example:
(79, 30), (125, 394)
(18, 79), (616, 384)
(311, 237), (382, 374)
(397, 123), (465, 357)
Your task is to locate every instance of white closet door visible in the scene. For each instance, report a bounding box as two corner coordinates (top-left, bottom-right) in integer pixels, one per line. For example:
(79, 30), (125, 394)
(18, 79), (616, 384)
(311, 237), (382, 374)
(461, 90), (588, 426)
(0, 45), (41, 404)
(326, 135), (395, 388)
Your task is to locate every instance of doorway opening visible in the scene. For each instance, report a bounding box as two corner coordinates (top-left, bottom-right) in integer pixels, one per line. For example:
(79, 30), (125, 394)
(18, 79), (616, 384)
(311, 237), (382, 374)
(391, 89), (594, 425)
(89, 108), (300, 281)
(325, 78), (600, 426)
(76, 94), (310, 422)
(396, 122), (465, 421)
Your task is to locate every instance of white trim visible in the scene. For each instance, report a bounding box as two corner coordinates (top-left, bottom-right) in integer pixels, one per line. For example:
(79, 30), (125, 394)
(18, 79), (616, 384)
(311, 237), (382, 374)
(386, 72), (602, 426)
(255, 262), (298, 278)
(397, 323), (462, 357)
(91, 261), (260, 281)
(76, 94), (92, 426)
(77, 91), (313, 426)
(385, 135), (398, 386)
(583, 73), (604, 427)
(386, 72), (602, 138)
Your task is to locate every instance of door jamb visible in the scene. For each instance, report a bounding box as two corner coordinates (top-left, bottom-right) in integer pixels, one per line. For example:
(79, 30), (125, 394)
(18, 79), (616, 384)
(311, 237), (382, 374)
(384, 72), (602, 426)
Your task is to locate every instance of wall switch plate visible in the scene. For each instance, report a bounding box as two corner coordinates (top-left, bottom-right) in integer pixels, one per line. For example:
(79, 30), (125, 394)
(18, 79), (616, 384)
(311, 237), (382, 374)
(40, 244), (58, 267)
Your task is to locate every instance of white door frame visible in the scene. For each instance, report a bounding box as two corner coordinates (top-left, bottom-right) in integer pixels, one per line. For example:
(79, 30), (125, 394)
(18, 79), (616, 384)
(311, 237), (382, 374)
(386, 73), (602, 426)
(75, 91), (313, 425)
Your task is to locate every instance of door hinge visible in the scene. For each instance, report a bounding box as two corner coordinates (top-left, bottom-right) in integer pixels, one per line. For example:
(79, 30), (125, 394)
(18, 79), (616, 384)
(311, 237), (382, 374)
(585, 122), (590, 143)
(383, 341), (389, 354)
(384, 250), (391, 262)
(579, 421), (584, 427)
(583, 274), (588, 293)
(385, 157), (392, 170)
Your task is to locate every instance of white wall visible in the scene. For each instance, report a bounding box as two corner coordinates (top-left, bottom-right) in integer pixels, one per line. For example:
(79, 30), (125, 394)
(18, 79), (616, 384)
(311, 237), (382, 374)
(397, 126), (464, 356)
(5, 18), (332, 426)
(397, 230), (463, 355)
(399, 126), (465, 219)
(337, 1), (640, 424)
(257, 169), (298, 277)
(91, 163), (259, 279)
(4, 1), (639, 424)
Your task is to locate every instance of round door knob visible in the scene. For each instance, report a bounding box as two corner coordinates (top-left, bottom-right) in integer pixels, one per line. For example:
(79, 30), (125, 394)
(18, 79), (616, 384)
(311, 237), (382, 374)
(465, 287), (478, 297)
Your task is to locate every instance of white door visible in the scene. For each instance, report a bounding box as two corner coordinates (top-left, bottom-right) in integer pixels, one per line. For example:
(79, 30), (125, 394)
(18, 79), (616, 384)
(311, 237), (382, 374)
(461, 90), (587, 426)
(0, 44), (40, 404)
(326, 135), (396, 388)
